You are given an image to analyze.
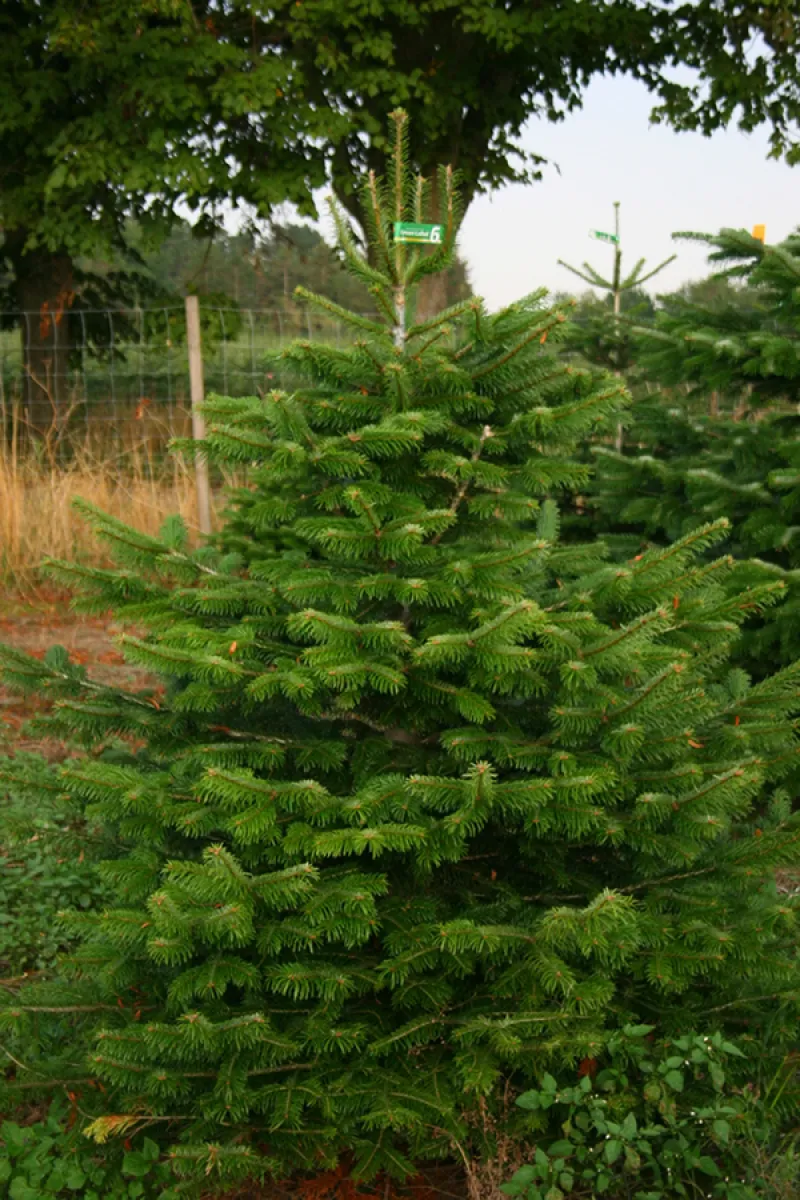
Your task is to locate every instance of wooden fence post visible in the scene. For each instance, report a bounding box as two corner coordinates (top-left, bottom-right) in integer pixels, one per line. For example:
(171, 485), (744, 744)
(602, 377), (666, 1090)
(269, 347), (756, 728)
(185, 295), (212, 535)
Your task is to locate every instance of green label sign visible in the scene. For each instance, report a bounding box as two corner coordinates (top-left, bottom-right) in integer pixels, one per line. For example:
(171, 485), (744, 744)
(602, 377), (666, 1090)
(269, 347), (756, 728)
(393, 222), (444, 245)
(591, 229), (620, 245)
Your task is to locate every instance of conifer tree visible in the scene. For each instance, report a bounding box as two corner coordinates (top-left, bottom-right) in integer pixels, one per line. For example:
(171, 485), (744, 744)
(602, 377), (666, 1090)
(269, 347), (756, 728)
(558, 202), (673, 376)
(590, 227), (800, 671)
(1, 124), (800, 1195)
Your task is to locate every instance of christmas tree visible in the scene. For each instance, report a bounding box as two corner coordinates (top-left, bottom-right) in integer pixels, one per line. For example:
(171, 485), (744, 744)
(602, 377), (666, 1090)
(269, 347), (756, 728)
(558, 201), (673, 377)
(590, 227), (800, 672)
(1, 123), (800, 1196)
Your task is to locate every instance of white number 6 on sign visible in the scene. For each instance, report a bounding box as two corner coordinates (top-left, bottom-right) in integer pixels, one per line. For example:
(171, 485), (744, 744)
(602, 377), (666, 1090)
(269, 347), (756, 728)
(430, 227), (442, 244)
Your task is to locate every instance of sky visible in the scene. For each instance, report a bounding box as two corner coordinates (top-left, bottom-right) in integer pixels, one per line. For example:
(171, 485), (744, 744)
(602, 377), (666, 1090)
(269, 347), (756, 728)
(456, 73), (800, 308)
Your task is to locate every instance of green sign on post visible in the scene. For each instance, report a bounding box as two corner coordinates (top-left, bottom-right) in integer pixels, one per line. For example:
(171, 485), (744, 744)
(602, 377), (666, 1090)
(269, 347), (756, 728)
(590, 229), (620, 245)
(393, 222), (444, 245)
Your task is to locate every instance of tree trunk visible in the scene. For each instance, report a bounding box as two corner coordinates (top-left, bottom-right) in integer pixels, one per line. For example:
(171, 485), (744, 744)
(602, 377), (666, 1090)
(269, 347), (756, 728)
(413, 170), (449, 323)
(415, 271), (449, 324)
(17, 250), (74, 434)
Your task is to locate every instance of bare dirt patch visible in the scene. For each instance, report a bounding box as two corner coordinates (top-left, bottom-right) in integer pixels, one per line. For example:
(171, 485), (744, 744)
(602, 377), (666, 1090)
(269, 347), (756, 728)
(0, 591), (153, 759)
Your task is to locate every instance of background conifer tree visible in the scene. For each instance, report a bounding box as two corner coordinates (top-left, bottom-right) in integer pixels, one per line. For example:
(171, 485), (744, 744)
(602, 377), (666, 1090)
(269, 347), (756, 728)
(590, 227), (800, 672)
(1, 123), (799, 1195)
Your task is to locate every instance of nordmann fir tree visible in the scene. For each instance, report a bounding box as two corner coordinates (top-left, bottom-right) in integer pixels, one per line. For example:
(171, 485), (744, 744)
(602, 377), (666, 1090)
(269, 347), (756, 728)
(1, 116), (800, 1195)
(589, 227), (800, 674)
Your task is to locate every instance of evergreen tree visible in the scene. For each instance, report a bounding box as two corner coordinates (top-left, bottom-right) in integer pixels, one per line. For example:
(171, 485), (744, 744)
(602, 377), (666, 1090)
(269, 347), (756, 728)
(1, 122), (799, 1196)
(590, 227), (800, 671)
(559, 286), (656, 374)
(557, 203), (672, 376)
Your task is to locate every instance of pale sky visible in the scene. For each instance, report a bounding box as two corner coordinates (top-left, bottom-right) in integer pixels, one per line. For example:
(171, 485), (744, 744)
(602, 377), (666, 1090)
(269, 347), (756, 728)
(458, 73), (800, 308)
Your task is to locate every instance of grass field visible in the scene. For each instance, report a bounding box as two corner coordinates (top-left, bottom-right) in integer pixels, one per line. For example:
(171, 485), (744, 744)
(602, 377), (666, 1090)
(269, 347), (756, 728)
(0, 303), (372, 585)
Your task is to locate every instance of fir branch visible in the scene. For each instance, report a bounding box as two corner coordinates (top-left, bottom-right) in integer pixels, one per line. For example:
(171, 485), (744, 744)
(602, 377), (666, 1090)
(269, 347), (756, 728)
(406, 299), (475, 341)
(471, 312), (568, 380)
(68, 500), (222, 578)
(414, 325), (452, 357)
(327, 197), (392, 292)
(582, 608), (672, 658)
(317, 710), (423, 745)
(294, 287), (387, 337)
(705, 989), (800, 1014)
(640, 555), (735, 597)
(369, 284), (399, 326)
(629, 519), (731, 579)
(366, 169), (393, 279)
(353, 339), (387, 376)
(2, 1003), (120, 1013)
(431, 423), (494, 544)
(631, 254), (678, 287)
(557, 259), (610, 289)
(610, 663), (686, 719)
(391, 109), (407, 224)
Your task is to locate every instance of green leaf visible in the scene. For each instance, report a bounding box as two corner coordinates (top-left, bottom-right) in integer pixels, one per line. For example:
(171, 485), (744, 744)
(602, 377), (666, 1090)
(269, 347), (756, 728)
(46, 1163), (68, 1192)
(122, 1152), (151, 1179)
(621, 1112), (637, 1139)
(517, 1091), (541, 1110)
(1, 1124), (26, 1157)
(604, 1139), (622, 1164)
(47, 163), (68, 190)
(664, 1070), (684, 1092)
(696, 1155), (722, 1177)
(712, 1119), (730, 1144)
(66, 1165), (87, 1190)
(10, 1180), (39, 1200)
(141, 1137), (160, 1163)
(624, 1146), (642, 1171)
(547, 1141), (574, 1158)
(541, 1073), (558, 1093)
(709, 1062), (725, 1091)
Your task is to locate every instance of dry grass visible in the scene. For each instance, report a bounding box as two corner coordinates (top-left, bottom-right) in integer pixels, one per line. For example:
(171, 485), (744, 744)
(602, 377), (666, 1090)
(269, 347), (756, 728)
(0, 407), (218, 588)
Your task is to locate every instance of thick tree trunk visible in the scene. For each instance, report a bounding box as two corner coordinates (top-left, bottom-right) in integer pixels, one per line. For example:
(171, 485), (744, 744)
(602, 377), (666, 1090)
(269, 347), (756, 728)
(412, 170), (449, 324)
(16, 251), (74, 434)
(415, 271), (449, 324)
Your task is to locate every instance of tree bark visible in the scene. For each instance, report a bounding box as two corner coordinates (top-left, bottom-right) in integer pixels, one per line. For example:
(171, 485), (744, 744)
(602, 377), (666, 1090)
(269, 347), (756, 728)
(16, 250), (74, 433)
(415, 271), (449, 325)
(414, 171), (448, 324)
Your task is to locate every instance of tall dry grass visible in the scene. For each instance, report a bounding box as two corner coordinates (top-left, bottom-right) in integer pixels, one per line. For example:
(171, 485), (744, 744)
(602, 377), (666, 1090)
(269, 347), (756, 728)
(0, 402), (219, 590)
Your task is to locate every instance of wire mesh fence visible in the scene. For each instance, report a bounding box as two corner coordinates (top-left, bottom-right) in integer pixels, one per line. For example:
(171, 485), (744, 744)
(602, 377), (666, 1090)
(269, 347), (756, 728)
(0, 303), (372, 466)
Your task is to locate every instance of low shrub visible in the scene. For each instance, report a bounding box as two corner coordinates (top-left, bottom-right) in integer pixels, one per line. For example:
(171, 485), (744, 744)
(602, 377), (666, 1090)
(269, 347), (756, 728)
(0, 752), (109, 976)
(502, 1026), (799, 1200)
(0, 1101), (173, 1199)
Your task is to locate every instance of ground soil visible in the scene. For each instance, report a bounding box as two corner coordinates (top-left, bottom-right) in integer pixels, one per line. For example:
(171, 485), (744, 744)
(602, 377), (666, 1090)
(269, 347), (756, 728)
(0, 589), (153, 759)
